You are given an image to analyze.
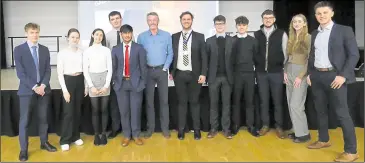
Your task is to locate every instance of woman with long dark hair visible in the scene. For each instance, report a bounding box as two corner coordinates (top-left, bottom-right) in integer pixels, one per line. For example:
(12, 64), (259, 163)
(57, 28), (87, 151)
(83, 28), (112, 146)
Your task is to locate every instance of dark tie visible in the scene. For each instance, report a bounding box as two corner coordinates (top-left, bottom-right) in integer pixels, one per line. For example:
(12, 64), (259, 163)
(31, 46), (40, 82)
(124, 45), (130, 77)
(182, 32), (189, 66)
(117, 31), (121, 45)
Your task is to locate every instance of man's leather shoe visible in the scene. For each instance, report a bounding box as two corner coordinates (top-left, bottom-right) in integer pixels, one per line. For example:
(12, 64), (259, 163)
(40, 142), (57, 152)
(231, 125), (239, 136)
(177, 130), (185, 140)
(287, 133), (295, 139)
(223, 130), (233, 139)
(94, 135), (100, 146)
(207, 130), (218, 139)
(248, 127), (260, 137)
(19, 151), (28, 162)
(108, 131), (118, 139)
(162, 131), (171, 139)
(259, 126), (269, 136)
(307, 141), (331, 149)
(334, 152), (359, 162)
(134, 138), (143, 145)
(100, 134), (107, 145)
(194, 130), (201, 140)
(122, 138), (130, 147)
(143, 131), (153, 139)
(293, 134), (311, 143)
(276, 128), (286, 139)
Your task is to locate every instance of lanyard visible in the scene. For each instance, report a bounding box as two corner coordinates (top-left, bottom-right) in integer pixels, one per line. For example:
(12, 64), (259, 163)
(183, 32), (192, 44)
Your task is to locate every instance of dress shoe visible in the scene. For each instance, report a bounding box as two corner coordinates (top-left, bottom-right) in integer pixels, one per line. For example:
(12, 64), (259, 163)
(258, 125), (269, 136)
(108, 131), (118, 139)
(122, 138), (130, 147)
(334, 152), (359, 162)
(307, 141), (331, 149)
(94, 135), (100, 146)
(100, 134), (107, 145)
(287, 133), (295, 139)
(194, 130), (201, 140)
(19, 151), (28, 162)
(207, 130), (218, 139)
(293, 134), (311, 143)
(162, 131), (171, 139)
(231, 125), (239, 136)
(275, 128), (286, 139)
(223, 130), (233, 139)
(40, 142), (57, 152)
(143, 131), (153, 139)
(177, 130), (185, 140)
(134, 138), (143, 145)
(247, 127), (260, 137)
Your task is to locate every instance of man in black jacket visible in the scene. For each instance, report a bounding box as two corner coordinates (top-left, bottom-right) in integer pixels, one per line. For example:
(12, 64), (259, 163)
(253, 9), (288, 139)
(231, 16), (260, 137)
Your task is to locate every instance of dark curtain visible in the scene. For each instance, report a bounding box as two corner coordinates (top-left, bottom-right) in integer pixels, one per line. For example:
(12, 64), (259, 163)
(274, 0), (355, 33)
(1, 0), (6, 69)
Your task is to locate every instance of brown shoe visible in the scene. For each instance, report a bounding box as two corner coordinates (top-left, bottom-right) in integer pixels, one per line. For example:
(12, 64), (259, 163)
(259, 126), (269, 136)
(134, 138), (143, 146)
(121, 138), (130, 147)
(276, 128), (286, 139)
(207, 130), (218, 139)
(334, 152), (359, 162)
(307, 141), (331, 149)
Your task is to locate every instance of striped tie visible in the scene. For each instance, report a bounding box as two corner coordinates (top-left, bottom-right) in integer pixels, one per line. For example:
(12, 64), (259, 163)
(182, 32), (189, 66)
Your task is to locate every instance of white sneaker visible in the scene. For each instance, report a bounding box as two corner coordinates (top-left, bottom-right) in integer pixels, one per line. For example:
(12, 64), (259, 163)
(74, 139), (84, 146)
(61, 144), (70, 151)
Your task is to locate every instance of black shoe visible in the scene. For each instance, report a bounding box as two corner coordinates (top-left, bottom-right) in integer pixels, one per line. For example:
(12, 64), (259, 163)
(223, 130), (233, 139)
(288, 133), (295, 139)
(40, 142), (57, 152)
(177, 130), (185, 140)
(231, 125), (239, 136)
(293, 134), (311, 143)
(162, 131), (171, 139)
(143, 131), (153, 139)
(100, 134), (107, 145)
(248, 127), (260, 137)
(108, 131), (118, 139)
(19, 151), (28, 162)
(194, 130), (201, 140)
(207, 129), (218, 139)
(94, 135), (100, 146)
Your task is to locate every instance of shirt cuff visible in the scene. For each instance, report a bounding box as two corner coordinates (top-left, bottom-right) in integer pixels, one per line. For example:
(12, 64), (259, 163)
(32, 84), (38, 90)
(41, 84), (46, 87)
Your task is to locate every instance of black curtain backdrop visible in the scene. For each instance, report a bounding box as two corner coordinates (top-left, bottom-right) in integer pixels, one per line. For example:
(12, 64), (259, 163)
(1, 0), (6, 69)
(274, 0), (355, 33)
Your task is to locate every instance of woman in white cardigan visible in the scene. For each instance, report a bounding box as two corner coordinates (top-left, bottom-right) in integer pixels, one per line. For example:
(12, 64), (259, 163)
(83, 28), (112, 146)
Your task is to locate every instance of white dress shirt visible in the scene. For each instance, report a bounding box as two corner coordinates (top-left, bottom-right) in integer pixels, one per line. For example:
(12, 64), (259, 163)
(57, 47), (84, 93)
(177, 29), (193, 71)
(237, 33), (248, 38)
(314, 21), (334, 68)
(83, 44), (113, 88)
(122, 41), (132, 76)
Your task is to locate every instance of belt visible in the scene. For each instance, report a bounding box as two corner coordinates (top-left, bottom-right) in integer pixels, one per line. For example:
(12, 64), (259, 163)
(315, 67), (334, 72)
(147, 64), (164, 69)
(122, 76), (130, 80)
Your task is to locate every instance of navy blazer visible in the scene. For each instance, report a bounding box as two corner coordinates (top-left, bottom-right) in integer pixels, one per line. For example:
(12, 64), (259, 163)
(14, 42), (51, 96)
(308, 23), (360, 84)
(111, 41), (147, 92)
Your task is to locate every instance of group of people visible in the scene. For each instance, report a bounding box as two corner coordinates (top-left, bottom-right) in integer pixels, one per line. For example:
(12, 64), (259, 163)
(14, 1), (359, 162)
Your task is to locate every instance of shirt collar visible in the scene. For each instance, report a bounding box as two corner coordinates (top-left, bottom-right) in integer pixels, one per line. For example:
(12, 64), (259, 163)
(237, 33), (248, 38)
(182, 29), (193, 35)
(148, 29), (160, 36)
(318, 21), (334, 32)
(123, 41), (132, 47)
(27, 40), (38, 48)
(216, 33), (226, 38)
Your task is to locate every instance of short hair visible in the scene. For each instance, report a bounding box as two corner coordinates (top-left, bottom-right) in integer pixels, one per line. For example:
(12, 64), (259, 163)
(67, 28), (80, 37)
(235, 16), (249, 25)
(120, 24), (133, 33)
(24, 23), (40, 32)
(180, 11), (194, 20)
(108, 11), (122, 20)
(261, 9), (275, 18)
(314, 1), (333, 12)
(147, 12), (159, 18)
(213, 15), (226, 23)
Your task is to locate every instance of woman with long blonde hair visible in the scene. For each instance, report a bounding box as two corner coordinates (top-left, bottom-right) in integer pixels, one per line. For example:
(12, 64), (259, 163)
(284, 14), (311, 143)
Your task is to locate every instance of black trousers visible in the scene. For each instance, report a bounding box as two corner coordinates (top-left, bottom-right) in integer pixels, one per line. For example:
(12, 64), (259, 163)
(174, 70), (202, 131)
(311, 70), (357, 154)
(256, 72), (284, 128)
(208, 75), (232, 131)
(232, 72), (255, 128)
(90, 96), (109, 135)
(60, 74), (84, 145)
(108, 87), (120, 133)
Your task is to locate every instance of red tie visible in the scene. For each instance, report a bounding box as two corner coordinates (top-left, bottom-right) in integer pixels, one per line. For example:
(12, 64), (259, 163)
(124, 45), (130, 77)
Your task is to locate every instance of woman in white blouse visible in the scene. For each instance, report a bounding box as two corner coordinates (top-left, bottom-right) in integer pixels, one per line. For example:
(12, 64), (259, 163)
(57, 28), (87, 151)
(83, 28), (113, 146)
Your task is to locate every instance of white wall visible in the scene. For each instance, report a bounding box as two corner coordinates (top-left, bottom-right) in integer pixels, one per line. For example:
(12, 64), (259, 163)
(355, 1), (364, 48)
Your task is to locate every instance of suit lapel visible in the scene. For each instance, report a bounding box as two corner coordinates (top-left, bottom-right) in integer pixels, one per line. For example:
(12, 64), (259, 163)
(173, 32), (181, 67)
(191, 31), (197, 54)
(21, 42), (37, 70)
(328, 24), (337, 59)
(130, 42), (137, 67)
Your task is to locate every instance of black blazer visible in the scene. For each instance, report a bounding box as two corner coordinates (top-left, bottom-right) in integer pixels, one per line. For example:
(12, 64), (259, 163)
(205, 35), (235, 84)
(308, 23), (360, 84)
(170, 31), (207, 80)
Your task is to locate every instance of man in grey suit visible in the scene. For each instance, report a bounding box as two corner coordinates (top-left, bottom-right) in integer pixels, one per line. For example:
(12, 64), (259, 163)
(111, 24), (147, 147)
(306, 1), (359, 162)
(205, 15), (234, 139)
(14, 23), (57, 161)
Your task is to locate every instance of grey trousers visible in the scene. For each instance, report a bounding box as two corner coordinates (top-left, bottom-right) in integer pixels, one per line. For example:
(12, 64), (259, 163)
(286, 63), (309, 137)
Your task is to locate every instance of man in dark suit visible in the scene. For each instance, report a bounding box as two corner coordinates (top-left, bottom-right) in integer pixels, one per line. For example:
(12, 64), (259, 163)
(306, 1), (359, 162)
(206, 15), (234, 139)
(14, 23), (57, 161)
(170, 11), (207, 140)
(112, 24), (147, 147)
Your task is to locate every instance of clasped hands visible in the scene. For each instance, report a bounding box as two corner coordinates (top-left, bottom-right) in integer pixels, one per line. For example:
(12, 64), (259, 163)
(33, 85), (46, 96)
(90, 87), (108, 96)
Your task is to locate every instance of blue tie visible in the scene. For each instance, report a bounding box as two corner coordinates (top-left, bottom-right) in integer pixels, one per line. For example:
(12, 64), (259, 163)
(31, 46), (40, 82)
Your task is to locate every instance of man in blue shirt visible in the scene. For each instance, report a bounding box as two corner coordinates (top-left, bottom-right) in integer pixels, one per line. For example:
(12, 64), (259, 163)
(137, 12), (173, 139)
